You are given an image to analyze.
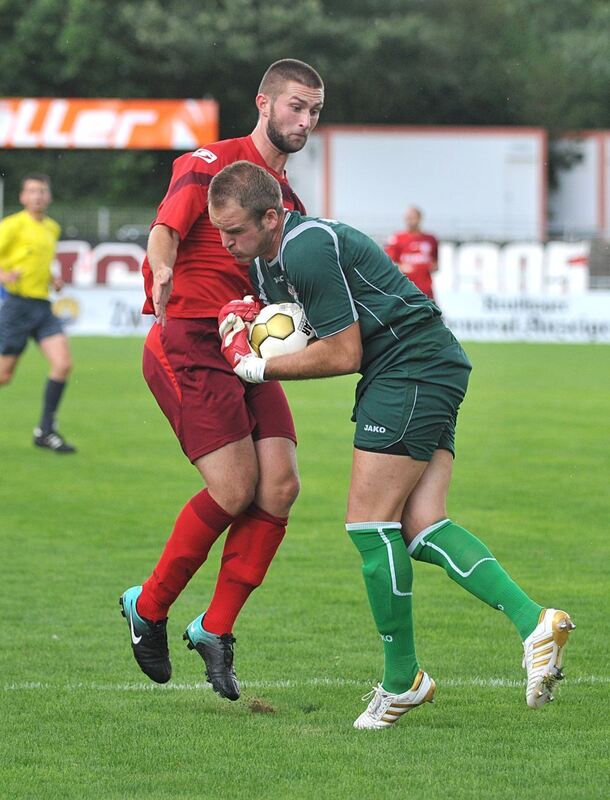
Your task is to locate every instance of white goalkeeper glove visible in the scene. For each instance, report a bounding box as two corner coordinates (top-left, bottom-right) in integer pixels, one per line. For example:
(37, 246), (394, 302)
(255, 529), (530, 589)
(233, 353), (267, 384)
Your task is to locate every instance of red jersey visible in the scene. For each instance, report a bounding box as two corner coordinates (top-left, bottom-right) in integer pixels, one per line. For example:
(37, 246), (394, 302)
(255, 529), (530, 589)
(142, 135), (306, 318)
(384, 231), (438, 299)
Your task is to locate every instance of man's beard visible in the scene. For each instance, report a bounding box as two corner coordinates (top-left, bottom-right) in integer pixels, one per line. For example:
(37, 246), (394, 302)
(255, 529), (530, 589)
(267, 108), (307, 154)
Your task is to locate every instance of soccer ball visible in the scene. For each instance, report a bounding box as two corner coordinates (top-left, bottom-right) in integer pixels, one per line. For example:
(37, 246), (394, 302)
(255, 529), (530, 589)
(249, 302), (314, 358)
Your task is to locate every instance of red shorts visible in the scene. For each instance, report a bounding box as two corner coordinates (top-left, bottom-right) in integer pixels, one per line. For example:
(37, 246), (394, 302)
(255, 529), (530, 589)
(142, 318), (297, 462)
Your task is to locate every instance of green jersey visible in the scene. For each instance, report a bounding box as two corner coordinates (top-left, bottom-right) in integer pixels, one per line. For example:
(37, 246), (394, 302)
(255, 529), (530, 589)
(249, 211), (450, 382)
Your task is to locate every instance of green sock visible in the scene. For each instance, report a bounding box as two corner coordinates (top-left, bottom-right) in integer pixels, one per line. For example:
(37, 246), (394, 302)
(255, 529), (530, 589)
(409, 519), (542, 640)
(347, 522), (419, 694)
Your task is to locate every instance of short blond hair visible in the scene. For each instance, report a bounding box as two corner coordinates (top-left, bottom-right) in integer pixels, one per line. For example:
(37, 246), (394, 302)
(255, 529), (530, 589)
(209, 161), (283, 223)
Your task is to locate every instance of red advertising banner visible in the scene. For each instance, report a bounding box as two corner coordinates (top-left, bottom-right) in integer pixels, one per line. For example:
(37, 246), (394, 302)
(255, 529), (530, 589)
(0, 98), (219, 149)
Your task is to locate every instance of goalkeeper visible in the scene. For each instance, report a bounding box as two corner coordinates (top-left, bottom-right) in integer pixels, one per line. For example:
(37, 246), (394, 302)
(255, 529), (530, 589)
(210, 160), (575, 730)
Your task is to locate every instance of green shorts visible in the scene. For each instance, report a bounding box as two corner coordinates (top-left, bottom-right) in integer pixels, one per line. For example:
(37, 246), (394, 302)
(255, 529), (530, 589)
(353, 342), (472, 461)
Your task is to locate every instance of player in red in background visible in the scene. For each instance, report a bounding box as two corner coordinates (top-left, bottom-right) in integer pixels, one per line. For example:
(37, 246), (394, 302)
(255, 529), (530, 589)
(384, 206), (439, 300)
(120, 59), (324, 700)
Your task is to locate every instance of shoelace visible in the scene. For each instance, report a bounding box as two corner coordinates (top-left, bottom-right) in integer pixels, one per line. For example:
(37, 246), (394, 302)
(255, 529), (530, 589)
(361, 685), (387, 714)
(219, 633), (236, 668)
(147, 620), (168, 649)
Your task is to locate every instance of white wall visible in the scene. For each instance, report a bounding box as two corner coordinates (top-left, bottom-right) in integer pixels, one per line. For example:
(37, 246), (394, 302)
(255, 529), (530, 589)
(288, 126), (546, 242)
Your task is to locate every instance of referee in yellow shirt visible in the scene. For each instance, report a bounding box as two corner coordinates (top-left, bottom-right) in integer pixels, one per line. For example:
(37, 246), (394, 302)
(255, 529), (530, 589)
(0, 174), (76, 452)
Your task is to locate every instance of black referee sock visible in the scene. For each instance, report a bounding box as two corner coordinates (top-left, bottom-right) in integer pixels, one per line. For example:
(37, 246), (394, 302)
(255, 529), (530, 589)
(40, 378), (67, 434)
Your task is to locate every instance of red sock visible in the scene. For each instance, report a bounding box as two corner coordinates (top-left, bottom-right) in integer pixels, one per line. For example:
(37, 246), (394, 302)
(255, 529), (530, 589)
(138, 489), (234, 621)
(203, 504), (288, 634)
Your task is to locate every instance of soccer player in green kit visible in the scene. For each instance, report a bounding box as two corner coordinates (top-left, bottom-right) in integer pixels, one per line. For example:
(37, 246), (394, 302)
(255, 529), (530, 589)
(210, 161), (575, 730)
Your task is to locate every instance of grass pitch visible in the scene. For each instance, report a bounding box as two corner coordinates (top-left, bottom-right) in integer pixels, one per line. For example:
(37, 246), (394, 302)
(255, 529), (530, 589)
(1, 338), (608, 799)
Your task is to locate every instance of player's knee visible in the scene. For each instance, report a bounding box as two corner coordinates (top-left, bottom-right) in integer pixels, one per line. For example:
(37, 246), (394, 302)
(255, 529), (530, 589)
(0, 361), (16, 385)
(257, 471), (300, 517)
(55, 357), (73, 380)
(228, 488), (257, 517)
(402, 503), (444, 542)
(276, 471), (300, 511)
(214, 481), (257, 518)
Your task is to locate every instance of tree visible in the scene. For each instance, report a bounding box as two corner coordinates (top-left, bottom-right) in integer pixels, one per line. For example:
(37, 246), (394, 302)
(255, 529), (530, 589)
(1, 0), (608, 204)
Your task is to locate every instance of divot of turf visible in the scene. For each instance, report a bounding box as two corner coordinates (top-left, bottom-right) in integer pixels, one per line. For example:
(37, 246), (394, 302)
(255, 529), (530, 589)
(248, 697), (276, 714)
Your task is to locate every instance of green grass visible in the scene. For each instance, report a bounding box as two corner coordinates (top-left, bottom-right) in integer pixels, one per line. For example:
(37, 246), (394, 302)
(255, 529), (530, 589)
(1, 339), (609, 800)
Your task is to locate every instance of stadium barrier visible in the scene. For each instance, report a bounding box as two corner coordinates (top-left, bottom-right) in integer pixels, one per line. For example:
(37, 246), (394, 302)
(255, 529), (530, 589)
(45, 239), (610, 343)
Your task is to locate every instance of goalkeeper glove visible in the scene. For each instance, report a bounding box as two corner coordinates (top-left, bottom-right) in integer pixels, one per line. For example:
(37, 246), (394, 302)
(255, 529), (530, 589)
(219, 312), (256, 367)
(218, 295), (261, 328)
(218, 297), (266, 383)
(234, 353), (266, 384)
(218, 312), (267, 383)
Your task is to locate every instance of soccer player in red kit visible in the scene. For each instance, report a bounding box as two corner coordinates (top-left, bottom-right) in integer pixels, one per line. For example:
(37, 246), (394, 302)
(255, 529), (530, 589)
(120, 59), (324, 700)
(384, 206), (439, 300)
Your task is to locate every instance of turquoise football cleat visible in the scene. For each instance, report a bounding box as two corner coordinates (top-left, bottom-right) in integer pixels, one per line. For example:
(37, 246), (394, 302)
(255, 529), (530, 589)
(183, 613), (240, 700)
(119, 585), (171, 684)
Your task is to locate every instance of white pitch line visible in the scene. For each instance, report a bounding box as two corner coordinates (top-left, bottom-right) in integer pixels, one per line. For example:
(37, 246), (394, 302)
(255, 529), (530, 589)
(2, 675), (609, 692)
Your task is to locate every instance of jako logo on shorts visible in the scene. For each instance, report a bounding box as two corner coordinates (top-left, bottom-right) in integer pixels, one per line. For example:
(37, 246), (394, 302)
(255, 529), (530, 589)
(364, 424), (386, 433)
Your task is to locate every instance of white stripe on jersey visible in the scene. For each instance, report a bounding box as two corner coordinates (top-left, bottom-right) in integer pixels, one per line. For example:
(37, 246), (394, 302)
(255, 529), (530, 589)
(354, 299), (399, 340)
(279, 218), (358, 323)
(252, 258), (270, 304)
(354, 268), (429, 309)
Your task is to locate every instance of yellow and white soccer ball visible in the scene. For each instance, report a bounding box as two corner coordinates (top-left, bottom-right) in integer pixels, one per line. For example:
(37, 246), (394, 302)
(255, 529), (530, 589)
(249, 302), (314, 358)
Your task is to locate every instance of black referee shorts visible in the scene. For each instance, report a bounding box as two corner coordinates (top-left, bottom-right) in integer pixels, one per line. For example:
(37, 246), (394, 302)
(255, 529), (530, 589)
(0, 294), (64, 356)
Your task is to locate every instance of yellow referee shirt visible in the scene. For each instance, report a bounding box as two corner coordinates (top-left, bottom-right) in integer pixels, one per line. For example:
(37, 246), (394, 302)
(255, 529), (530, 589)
(0, 210), (61, 300)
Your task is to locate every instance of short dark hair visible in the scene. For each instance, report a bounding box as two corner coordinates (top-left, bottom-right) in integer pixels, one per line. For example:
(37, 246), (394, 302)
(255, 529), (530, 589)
(21, 173), (51, 189)
(258, 58), (324, 99)
(209, 161), (283, 223)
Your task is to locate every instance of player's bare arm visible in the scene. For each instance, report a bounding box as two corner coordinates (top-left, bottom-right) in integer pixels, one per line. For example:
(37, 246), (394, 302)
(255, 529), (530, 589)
(0, 269), (21, 285)
(147, 224), (180, 326)
(263, 321), (362, 381)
